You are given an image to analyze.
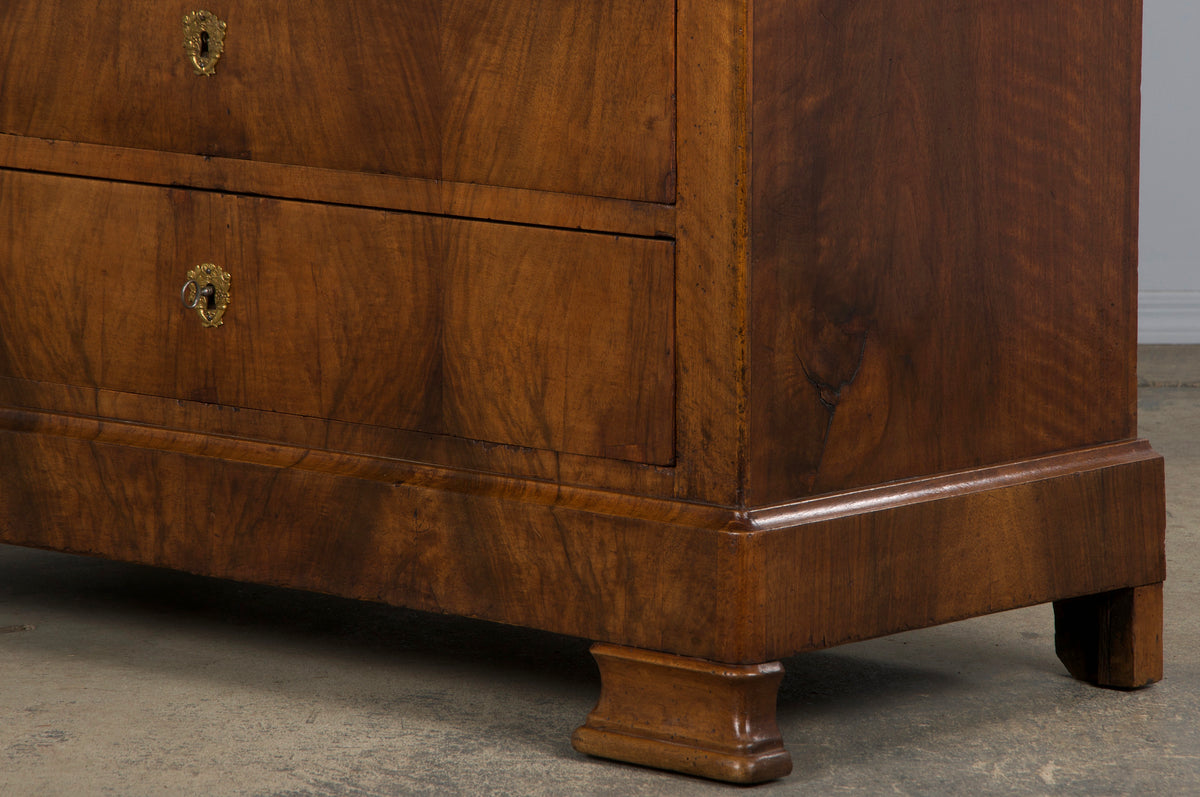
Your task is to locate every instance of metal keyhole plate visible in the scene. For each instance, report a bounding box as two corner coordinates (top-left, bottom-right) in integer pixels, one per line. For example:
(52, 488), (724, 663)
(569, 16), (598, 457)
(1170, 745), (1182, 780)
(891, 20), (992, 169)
(183, 10), (226, 76)
(182, 263), (231, 327)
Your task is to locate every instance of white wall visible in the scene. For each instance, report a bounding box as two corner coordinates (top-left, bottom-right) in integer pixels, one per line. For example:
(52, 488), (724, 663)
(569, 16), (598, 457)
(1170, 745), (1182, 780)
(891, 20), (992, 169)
(1141, 0), (1200, 342)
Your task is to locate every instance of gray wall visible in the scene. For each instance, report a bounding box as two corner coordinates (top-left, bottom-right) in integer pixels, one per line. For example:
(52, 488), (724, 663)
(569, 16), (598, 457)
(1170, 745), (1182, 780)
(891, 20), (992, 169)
(1141, 0), (1200, 341)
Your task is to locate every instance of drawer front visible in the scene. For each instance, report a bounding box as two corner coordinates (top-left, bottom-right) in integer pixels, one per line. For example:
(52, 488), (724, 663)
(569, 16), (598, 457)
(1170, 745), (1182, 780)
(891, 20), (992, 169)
(0, 1), (675, 204)
(0, 171), (675, 464)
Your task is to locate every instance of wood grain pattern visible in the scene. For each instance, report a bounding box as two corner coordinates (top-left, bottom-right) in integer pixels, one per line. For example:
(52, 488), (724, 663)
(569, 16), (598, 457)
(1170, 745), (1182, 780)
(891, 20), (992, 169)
(572, 644), (791, 784)
(0, 408), (1164, 666)
(0, 0), (1163, 783)
(0, 417), (736, 655)
(672, 0), (750, 504)
(439, 0), (675, 202)
(0, 170), (674, 464)
(1054, 583), (1164, 689)
(747, 0), (1143, 504)
(0, 378), (680, 498)
(0, 0), (674, 202)
(746, 443), (1164, 662)
(0, 134), (676, 239)
(441, 220), (674, 464)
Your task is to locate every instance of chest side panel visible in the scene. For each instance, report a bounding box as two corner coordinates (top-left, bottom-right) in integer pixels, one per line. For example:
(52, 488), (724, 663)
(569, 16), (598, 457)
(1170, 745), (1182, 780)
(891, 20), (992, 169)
(749, 0), (1141, 503)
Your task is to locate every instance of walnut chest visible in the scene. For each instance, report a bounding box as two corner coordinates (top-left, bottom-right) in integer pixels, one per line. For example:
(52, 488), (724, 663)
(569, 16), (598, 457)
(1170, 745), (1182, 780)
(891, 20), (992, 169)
(0, 1), (1164, 783)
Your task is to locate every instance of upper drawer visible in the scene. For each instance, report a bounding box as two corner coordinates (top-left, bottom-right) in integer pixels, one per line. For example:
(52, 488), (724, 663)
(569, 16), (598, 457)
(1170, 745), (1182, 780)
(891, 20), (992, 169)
(0, 170), (675, 465)
(0, 1), (676, 204)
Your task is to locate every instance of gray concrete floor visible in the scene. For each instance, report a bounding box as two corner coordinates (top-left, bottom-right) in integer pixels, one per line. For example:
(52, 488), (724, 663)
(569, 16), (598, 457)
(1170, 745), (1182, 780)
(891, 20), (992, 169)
(2, 346), (1198, 796)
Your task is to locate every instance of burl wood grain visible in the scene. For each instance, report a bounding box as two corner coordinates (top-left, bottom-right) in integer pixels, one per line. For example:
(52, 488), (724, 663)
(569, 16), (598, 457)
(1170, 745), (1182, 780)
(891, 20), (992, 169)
(748, 0), (1143, 504)
(0, 0), (674, 203)
(0, 170), (674, 464)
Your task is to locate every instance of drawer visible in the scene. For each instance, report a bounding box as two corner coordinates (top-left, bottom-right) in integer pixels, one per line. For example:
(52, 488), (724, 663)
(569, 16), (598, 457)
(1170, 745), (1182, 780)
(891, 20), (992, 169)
(0, 1), (675, 204)
(0, 170), (675, 464)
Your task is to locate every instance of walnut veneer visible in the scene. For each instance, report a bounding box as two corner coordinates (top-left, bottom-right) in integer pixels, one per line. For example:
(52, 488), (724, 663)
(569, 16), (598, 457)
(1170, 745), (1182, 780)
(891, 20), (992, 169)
(0, 0), (1164, 784)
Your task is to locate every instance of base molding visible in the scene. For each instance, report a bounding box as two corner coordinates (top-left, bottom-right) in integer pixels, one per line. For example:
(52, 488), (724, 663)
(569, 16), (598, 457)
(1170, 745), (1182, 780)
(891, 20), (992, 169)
(0, 408), (1166, 665)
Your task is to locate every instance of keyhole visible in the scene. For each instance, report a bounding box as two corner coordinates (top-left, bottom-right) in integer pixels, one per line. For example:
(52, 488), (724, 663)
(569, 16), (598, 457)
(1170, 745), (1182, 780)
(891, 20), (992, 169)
(204, 284), (216, 310)
(199, 30), (209, 59)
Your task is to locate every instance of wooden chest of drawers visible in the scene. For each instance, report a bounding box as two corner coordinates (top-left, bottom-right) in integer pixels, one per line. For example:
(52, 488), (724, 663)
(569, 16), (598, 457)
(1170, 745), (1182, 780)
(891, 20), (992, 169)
(0, 0), (1164, 783)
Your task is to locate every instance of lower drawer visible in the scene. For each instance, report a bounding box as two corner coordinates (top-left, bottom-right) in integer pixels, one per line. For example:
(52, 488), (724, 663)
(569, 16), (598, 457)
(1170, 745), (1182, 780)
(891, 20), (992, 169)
(0, 170), (674, 464)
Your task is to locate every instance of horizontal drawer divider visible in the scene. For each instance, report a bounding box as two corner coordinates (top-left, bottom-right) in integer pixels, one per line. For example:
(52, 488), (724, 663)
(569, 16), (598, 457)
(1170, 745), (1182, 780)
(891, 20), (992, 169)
(0, 134), (676, 240)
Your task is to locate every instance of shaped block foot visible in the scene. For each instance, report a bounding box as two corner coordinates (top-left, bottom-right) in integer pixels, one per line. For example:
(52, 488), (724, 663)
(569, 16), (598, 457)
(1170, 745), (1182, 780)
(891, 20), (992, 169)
(571, 643), (791, 784)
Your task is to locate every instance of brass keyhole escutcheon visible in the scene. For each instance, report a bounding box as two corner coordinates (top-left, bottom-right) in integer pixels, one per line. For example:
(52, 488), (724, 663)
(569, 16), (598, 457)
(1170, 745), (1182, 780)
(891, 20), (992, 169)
(181, 263), (231, 328)
(183, 10), (226, 76)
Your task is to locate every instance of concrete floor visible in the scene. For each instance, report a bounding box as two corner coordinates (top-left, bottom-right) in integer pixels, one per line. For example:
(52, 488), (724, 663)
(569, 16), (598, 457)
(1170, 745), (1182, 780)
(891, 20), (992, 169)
(1, 346), (1197, 796)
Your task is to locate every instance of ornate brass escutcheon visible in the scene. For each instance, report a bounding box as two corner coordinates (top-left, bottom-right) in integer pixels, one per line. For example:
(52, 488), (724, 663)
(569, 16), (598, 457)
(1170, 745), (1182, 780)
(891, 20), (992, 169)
(183, 10), (226, 76)
(181, 263), (232, 328)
